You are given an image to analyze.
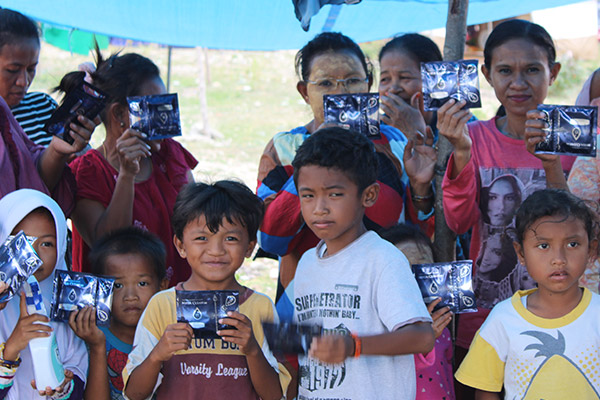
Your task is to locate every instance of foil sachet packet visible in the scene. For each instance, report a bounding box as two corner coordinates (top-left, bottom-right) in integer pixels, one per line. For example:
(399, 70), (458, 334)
(412, 260), (477, 314)
(262, 321), (322, 355)
(535, 104), (597, 157)
(46, 81), (108, 145)
(421, 59), (481, 111)
(323, 93), (380, 138)
(0, 231), (43, 303)
(176, 290), (239, 338)
(127, 93), (181, 140)
(50, 270), (115, 325)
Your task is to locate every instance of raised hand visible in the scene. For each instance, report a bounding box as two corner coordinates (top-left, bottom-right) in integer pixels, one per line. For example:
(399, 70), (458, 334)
(115, 129), (152, 177)
(68, 306), (105, 348)
(404, 127), (437, 189)
(381, 92), (428, 142)
(4, 293), (52, 361)
(524, 109), (559, 163)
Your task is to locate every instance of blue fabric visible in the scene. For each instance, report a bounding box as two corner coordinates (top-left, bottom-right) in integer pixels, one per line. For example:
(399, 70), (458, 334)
(0, 0), (582, 50)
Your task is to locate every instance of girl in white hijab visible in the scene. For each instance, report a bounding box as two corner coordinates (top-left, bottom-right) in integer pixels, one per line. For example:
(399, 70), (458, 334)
(0, 189), (87, 399)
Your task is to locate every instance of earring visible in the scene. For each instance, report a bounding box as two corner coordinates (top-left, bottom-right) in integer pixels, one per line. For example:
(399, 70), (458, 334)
(120, 122), (125, 128)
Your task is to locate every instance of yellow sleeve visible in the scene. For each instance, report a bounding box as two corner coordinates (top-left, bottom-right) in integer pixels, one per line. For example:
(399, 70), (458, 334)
(455, 331), (505, 392)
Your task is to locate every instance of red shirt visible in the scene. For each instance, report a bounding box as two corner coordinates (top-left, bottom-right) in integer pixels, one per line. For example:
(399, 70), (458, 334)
(70, 139), (197, 286)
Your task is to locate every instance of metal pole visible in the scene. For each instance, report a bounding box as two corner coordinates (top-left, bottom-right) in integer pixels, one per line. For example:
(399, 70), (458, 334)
(166, 45), (172, 92)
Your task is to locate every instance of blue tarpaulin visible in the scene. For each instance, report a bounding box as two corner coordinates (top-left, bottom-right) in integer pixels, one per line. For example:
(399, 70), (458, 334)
(0, 0), (586, 50)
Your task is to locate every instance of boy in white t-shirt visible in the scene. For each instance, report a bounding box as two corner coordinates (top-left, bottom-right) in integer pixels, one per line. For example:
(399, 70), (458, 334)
(456, 189), (600, 399)
(291, 127), (434, 400)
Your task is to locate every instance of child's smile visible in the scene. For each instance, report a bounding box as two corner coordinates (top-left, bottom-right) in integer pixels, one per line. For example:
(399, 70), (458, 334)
(174, 215), (255, 291)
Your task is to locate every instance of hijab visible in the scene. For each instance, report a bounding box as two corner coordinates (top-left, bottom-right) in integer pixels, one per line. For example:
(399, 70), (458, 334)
(0, 189), (87, 399)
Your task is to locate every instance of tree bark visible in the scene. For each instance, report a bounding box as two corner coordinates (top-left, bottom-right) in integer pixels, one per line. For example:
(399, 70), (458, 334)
(433, 0), (469, 262)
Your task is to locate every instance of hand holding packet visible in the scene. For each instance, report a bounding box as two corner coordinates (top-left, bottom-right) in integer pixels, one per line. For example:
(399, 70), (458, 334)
(0, 231), (43, 303)
(45, 81), (108, 144)
(176, 290), (239, 338)
(127, 93), (181, 140)
(262, 321), (322, 355)
(534, 104), (597, 157)
(323, 93), (380, 138)
(50, 270), (115, 326)
(421, 60), (481, 111)
(23, 276), (66, 391)
(412, 260), (477, 314)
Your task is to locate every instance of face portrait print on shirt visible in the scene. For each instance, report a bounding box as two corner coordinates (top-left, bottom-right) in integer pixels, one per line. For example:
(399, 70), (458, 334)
(474, 168), (551, 308)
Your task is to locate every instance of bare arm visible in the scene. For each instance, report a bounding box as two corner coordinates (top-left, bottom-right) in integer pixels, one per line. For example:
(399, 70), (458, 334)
(309, 321), (434, 364)
(39, 115), (96, 191)
(219, 312), (283, 400)
(124, 323), (193, 400)
(68, 307), (110, 400)
(475, 389), (502, 400)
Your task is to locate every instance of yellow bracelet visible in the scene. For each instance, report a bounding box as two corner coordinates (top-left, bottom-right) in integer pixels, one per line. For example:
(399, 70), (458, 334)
(0, 343), (21, 369)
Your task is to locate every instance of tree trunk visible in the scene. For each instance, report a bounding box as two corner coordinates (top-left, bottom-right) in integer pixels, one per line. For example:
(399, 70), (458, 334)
(433, 0), (469, 262)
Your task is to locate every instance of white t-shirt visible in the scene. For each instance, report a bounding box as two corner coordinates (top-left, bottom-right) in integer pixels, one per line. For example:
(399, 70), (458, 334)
(294, 231), (431, 400)
(456, 288), (600, 399)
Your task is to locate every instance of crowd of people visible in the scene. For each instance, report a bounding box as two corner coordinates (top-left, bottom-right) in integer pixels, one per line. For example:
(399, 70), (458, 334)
(0, 6), (597, 400)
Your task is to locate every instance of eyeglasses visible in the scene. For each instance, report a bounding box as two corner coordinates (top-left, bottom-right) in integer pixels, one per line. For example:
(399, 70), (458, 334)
(305, 77), (369, 91)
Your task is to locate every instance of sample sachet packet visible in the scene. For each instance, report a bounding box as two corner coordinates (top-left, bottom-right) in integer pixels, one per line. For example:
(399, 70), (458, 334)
(0, 231), (43, 303)
(412, 260), (477, 314)
(45, 81), (108, 144)
(262, 321), (322, 355)
(323, 93), (380, 138)
(50, 270), (115, 326)
(176, 290), (239, 338)
(421, 59), (481, 111)
(535, 104), (597, 157)
(127, 93), (181, 140)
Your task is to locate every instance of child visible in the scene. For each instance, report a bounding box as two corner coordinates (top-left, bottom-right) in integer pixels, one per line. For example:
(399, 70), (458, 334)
(456, 189), (600, 399)
(122, 181), (290, 400)
(380, 224), (455, 400)
(68, 227), (169, 400)
(291, 127), (434, 400)
(0, 189), (88, 399)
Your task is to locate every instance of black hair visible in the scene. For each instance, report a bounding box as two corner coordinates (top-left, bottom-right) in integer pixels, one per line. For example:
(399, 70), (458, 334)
(484, 19), (556, 70)
(172, 180), (264, 242)
(378, 33), (442, 64)
(292, 126), (378, 193)
(515, 189), (598, 244)
(54, 45), (160, 122)
(295, 32), (372, 83)
(480, 175), (523, 225)
(379, 223), (433, 252)
(0, 8), (40, 50)
(89, 227), (167, 281)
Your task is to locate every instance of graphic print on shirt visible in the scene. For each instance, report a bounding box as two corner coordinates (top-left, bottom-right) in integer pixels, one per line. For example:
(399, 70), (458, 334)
(295, 288), (362, 394)
(299, 324), (348, 393)
(518, 330), (600, 399)
(474, 167), (544, 308)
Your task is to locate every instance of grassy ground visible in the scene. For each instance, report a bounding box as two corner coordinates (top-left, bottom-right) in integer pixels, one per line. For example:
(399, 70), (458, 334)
(30, 41), (600, 300)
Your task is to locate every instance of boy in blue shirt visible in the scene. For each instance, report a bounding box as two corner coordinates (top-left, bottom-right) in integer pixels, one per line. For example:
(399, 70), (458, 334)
(291, 127), (434, 400)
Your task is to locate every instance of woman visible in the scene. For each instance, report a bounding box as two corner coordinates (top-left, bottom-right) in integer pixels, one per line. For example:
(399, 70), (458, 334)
(378, 33), (443, 142)
(480, 174), (523, 227)
(0, 9), (93, 214)
(438, 19), (575, 399)
(0, 8), (58, 146)
(257, 32), (435, 315)
(65, 49), (197, 286)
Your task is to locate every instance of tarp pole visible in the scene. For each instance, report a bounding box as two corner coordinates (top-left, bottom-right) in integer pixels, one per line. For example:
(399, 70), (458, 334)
(167, 45), (172, 92)
(433, 0), (469, 263)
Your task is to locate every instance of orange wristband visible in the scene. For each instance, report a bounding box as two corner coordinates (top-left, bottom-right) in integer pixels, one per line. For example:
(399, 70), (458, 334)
(351, 333), (361, 358)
